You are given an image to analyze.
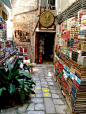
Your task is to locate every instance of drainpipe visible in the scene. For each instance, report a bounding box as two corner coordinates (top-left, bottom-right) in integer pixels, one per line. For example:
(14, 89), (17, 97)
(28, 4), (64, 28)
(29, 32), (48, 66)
(14, 0), (39, 16)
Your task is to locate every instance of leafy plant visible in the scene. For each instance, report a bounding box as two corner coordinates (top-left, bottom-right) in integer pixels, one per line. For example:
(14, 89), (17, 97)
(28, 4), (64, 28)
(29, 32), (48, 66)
(0, 58), (35, 103)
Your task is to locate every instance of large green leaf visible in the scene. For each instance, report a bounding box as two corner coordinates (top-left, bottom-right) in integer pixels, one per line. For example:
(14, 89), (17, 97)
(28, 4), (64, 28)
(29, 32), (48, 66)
(8, 72), (12, 80)
(10, 70), (19, 79)
(10, 83), (16, 94)
(24, 84), (30, 91)
(0, 67), (6, 75)
(0, 71), (7, 80)
(6, 61), (13, 73)
(27, 80), (36, 85)
(15, 75), (19, 80)
(19, 70), (26, 74)
(0, 76), (5, 84)
(18, 79), (24, 88)
(12, 58), (21, 72)
(0, 87), (6, 96)
(0, 67), (7, 83)
(20, 89), (25, 103)
(19, 71), (31, 79)
(13, 70), (19, 76)
(24, 84), (35, 94)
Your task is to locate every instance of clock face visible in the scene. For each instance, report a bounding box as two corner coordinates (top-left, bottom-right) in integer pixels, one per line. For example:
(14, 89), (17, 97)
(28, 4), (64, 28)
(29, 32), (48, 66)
(40, 11), (54, 28)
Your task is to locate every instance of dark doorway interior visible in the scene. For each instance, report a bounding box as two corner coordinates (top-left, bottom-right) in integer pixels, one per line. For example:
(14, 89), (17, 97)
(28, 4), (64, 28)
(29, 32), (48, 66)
(39, 32), (55, 63)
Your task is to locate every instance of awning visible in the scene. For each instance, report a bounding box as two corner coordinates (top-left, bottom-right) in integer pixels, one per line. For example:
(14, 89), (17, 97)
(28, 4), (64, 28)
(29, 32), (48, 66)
(0, 0), (12, 9)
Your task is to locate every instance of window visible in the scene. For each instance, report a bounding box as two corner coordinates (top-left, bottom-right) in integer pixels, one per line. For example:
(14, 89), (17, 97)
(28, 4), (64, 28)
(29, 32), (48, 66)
(41, 0), (56, 10)
(48, 0), (55, 6)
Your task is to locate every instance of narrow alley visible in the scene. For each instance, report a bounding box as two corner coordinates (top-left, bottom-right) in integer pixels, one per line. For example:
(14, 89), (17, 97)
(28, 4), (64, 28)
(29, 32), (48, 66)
(1, 65), (71, 114)
(0, 0), (86, 114)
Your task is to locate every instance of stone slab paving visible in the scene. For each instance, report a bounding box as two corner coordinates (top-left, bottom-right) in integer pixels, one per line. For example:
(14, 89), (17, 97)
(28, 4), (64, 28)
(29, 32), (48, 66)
(44, 98), (56, 113)
(0, 64), (71, 114)
(55, 105), (67, 114)
(35, 104), (45, 110)
(50, 90), (61, 93)
(27, 103), (35, 111)
(36, 93), (43, 98)
(26, 111), (45, 114)
(43, 92), (52, 98)
(52, 94), (60, 98)
(53, 99), (64, 105)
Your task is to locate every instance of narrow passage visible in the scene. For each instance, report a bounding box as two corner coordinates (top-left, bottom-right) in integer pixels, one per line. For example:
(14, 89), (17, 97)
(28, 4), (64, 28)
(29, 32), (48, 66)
(1, 64), (71, 114)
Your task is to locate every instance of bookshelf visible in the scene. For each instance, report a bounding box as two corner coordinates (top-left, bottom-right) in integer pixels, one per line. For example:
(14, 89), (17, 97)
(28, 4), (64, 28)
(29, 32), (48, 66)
(55, 10), (86, 113)
(0, 16), (17, 66)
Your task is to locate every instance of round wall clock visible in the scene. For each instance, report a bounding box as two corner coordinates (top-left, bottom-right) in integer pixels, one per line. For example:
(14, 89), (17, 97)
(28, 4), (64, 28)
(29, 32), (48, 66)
(40, 11), (54, 28)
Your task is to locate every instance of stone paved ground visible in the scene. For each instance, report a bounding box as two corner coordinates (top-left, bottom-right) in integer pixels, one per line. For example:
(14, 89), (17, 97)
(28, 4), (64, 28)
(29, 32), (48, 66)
(0, 64), (71, 114)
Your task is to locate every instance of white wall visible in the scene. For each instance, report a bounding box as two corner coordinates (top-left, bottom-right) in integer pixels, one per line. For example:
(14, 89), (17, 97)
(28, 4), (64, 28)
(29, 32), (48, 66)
(6, 20), (13, 40)
(57, 0), (76, 14)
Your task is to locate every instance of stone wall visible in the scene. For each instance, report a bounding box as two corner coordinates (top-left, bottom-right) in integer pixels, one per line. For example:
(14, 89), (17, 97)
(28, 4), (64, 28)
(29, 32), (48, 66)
(12, 0), (39, 36)
(11, 0), (39, 63)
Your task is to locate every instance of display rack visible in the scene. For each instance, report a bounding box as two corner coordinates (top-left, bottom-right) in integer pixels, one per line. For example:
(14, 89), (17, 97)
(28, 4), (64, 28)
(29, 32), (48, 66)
(55, 10), (86, 113)
(0, 16), (17, 66)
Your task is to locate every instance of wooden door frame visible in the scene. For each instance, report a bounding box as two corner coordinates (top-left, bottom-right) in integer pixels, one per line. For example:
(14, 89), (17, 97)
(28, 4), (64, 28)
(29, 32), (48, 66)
(53, 33), (56, 64)
(35, 31), (56, 64)
(35, 32), (39, 64)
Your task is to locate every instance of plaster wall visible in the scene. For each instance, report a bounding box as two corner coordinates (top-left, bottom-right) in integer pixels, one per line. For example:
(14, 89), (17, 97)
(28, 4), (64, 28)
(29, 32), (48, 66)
(57, 0), (76, 14)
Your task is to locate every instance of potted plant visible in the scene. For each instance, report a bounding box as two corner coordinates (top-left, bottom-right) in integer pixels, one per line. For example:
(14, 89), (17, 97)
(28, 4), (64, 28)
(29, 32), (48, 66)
(0, 58), (35, 108)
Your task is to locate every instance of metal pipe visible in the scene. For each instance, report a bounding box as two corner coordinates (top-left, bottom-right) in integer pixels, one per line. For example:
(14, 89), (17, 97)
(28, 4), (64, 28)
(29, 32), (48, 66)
(14, 0), (39, 16)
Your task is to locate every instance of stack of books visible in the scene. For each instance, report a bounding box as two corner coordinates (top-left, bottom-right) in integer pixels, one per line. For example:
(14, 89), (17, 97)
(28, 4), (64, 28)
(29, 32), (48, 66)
(72, 51), (78, 62)
(66, 77), (72, 97)
(61, 75), (67, 94)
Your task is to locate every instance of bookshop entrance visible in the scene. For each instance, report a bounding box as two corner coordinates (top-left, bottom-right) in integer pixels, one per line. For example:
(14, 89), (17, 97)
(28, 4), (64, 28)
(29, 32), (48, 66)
(35, 32), (55, 64)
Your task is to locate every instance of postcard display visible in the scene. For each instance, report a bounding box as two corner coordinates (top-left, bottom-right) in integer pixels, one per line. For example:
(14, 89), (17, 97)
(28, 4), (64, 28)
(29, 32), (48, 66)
(55, 10), (86, 113)
(18, 46), (28, 62)
(0, 17), (17, 66)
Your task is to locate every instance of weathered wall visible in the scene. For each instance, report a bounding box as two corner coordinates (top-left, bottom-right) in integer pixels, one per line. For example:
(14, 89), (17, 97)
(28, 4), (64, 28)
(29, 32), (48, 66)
(57, 0), (76, 14)
(12, 0), (39, 35)
(11, 0), (39, 63)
